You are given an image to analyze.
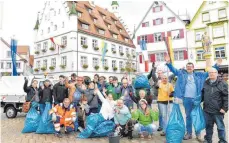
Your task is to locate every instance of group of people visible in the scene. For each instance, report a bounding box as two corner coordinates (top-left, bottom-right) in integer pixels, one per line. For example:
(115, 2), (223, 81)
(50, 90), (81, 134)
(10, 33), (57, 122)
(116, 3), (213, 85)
(23, 55), (228, 143)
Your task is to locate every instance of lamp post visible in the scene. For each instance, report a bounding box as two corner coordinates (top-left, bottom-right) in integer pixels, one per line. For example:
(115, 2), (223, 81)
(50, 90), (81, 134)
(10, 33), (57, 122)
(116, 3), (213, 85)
(44, 72), (48, 78)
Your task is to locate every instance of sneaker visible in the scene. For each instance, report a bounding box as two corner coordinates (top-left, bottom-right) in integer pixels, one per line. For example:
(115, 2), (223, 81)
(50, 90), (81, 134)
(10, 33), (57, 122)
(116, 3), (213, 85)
(196, 134), (204, 142)
(160, 132), (166, 136)
(183, 134), (192, 140)
(54, 132), (63, 138)
(157, 127), (163, 131)
(148, 135), (152, 139)
(78, 127), (84, 132)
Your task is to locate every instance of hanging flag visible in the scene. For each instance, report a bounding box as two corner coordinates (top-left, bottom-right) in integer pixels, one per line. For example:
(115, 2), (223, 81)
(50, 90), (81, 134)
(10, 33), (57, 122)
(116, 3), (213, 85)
(101, 41), (107, 65)
(164, 36), (174, 65)
(50, 37), (60, 55)
(10, 39), (18, 76)
(139, 40), (149, 72)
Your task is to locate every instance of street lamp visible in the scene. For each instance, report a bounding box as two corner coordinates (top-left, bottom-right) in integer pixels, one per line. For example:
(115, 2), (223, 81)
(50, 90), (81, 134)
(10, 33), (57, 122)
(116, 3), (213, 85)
(44, 72), (48, 78)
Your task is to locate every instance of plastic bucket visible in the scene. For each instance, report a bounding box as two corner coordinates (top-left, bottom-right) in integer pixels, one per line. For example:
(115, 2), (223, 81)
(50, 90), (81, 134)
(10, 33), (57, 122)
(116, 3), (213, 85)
(108, 133), (120, 143)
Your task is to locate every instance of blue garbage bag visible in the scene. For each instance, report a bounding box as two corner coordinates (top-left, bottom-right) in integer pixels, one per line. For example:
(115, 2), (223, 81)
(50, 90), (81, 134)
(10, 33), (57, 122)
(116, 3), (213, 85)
(191, 105), (206, 133)
(74, 119), (79, 131)
(134, 75), (150, 89)
(22, 102), (41, 133)
(91, 121), (115, 137)
(36, 103), (55, 134)
(166, 104), (185, 143)
(78, 113), (105, 138)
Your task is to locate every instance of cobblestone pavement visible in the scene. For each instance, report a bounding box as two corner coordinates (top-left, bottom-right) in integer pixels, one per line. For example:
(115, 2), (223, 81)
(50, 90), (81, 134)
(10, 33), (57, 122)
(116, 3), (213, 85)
(1, 105), (228, 143)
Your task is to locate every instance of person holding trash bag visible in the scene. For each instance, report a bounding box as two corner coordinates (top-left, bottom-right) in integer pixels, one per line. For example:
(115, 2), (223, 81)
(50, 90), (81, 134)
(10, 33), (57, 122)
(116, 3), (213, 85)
(202, 68), (228, 143)
(49, 98), (76, 138)
(114, 99), (131, 138)
(164, 54), (221, 141)
(131, 99), (157, 139)
(23, 77), (40, 103)
(53, 75), (68, 105)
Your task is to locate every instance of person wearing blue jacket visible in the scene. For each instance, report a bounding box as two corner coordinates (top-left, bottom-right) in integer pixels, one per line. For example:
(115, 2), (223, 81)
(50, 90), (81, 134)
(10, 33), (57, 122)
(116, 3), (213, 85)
(114, 99), (131, 138)
(164, 55), (222, 141)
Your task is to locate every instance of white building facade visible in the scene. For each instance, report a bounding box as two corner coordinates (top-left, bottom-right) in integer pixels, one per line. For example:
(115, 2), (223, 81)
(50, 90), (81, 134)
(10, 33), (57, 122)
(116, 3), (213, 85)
(134, 1), (189, 73)
(187, 1), (228, 72)
(33, 1), (136, 79)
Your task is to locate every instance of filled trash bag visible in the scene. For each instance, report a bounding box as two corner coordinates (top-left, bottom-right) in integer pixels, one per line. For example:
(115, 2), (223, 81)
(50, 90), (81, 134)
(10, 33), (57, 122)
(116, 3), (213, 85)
(134, 75), (150, 89)
(191, 105), (206, 133)
(166, 104), (185, 143)
(78, 113), (105, 138)
(22, 102), (41, 133)
(36, 103), (55, 134)
(74, 119), (79, 132)
(91, 120), (115, 137)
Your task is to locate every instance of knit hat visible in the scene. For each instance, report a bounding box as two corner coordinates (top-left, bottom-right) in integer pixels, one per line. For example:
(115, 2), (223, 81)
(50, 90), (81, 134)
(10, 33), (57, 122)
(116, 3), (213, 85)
(139, 99), (148, 105)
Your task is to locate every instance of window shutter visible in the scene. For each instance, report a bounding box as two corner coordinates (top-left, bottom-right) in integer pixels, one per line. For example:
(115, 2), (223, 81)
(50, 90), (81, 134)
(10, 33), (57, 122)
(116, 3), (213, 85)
(172, 17), (176, 22)
(153, 20), (156, 25)
(150, 54), (155, 62)
(139, 55), (143, 63)
(180, 29), (184, 38)
(153, 7), (155, 12)
(142, 23), (145, 27)
(137, 36), (140, 45)
(167, 31), (171, 37)
(160, 5), (163, 11)
(184, 50), (188, 59)
(161, 32), (165, 41)
(161, 18), (163, 24)
(147, 34), (154, 43)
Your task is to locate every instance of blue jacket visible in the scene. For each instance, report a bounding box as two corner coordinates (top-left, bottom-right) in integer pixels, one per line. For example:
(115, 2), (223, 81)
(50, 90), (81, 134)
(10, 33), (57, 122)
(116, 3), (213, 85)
(114, 105), (131, 125)
(166, 63), (219, 99)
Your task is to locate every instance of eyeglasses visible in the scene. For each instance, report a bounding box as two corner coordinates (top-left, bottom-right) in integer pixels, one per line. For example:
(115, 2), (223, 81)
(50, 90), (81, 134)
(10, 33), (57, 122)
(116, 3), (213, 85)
(209, 72), (217, 74)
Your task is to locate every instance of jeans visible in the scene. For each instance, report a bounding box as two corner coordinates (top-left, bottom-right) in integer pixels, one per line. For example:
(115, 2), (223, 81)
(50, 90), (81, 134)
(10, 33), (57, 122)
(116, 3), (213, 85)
(204, 112), (227, 143)
(158, 104), (163, 128)
(158, 103), (173, 132)
(183, 97), (200, 135)
(134, 123), (157, 135)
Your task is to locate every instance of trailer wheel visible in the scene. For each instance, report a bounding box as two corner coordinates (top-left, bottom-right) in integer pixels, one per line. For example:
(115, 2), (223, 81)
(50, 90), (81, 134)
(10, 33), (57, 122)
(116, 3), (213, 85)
(6, 106), (17, 118)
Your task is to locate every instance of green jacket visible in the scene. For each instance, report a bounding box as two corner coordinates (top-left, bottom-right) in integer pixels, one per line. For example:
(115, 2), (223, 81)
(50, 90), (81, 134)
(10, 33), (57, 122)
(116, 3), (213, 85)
(132, 109), (155, 126)
(107, 84), (121, 100)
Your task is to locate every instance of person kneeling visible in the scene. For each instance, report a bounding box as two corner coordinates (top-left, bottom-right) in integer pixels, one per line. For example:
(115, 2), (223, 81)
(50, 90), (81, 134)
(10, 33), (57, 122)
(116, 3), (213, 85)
(49, 98), (76, 138)
(132, 99), (157, 139)
(114, 99), (132, 138)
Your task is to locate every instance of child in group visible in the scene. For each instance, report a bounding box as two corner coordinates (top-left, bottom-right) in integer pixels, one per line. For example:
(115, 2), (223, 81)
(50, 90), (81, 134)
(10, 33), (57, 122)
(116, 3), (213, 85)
(78, 95), (90, 130)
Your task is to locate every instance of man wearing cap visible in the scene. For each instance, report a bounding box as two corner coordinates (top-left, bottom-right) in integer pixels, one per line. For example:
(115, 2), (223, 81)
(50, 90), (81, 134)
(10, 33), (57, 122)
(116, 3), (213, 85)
(53, 75), (68, 105)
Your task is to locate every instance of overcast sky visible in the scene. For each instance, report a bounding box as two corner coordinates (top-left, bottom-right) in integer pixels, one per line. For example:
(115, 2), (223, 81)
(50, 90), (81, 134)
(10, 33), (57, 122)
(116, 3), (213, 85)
(0, 0), (202, 53)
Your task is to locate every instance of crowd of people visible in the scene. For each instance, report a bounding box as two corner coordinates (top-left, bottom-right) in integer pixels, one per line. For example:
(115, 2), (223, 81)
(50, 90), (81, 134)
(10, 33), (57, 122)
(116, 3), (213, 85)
(23, 55), (228, 143)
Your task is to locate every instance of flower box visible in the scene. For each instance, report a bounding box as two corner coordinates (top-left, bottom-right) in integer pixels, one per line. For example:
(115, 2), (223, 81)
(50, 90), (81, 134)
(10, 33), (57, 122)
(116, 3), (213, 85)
(83, 64), (88, 69)
(94, 65), (99, 70)
(41, 67), (47, 71)
(60, 45), (66, 48)
(60, 65), (66, 69)
(94, 47), (99, 51)
(49, 47), (55, 51)
(34, 68), (40, 72)
(120, 52), (124, 56)
(112, 51), (116, 54)
(132, 55), (136, 58)
(49, 66), (55, 70)
(82, 45), (88, 49)
(104, 66), (109, 70)
(121, 68), (125, 72)
(35, 51), (40, 55)
(42, 49), (47, 53)
(113, 67), (118, 71)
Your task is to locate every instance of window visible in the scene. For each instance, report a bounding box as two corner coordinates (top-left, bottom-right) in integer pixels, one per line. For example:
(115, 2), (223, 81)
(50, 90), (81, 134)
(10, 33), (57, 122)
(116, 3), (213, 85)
(108, 24), (111, 29)
(54, 25), (57, 31)
(112, 44), (116, 52)
(54, 11), (56, 16)
(155, 6), (161, 12)
(168, 17), (175, 23)
(48, 27), (50, 33)
(92, 39), (98, 48)
(88, 8), (92, 13)
(58, 9), (61, 14)
(126, 48), (129, 55)
(114, 21), (117, 24)
(16, 62), (20, 69)
(6, 51), (11, 58)
(119, 29), (122, 32)
(155, 18), (162, 25)
(119, 46), (123, 53)
(80, 56), (87, 66)
(141, 35), (148, 43)
(102, 15), (106, 19)
(112, 60), (116, 68)
(43, 60), (47, 68)
(51, 22), (53, 26)
(196, 50), (205, 60)
(98, 29), (105, 35)
(171, 30), (180, 40)
(62, 22), (64, 28)
(6, 62), (12, 69)
(195, 31), (205, 41)
(215, 47), (225, 58)
(0, 62), (4, 69)
(81, 37), (87, 46)
(142, 22), (149, 27)
(219, 9), (226, 19)
(37, 44), (41, 51)
(132, 49), (135, 55)
(82, 23), (89, 30)
(43, 42), (48, 50)
(77, 12), (82, 17)
(209, 1), (216, 4)
(125, 38), (129, 42)
(94, 19), (97, 23)
(213, 26), (224, 38)
(93, 58), (99, 67)
(154, 33), (162, 42)
(174, 51), (184, 60)
(103, 59), (108, 67)
(51, 58), (56, 67)
(202, 13), (210, 22)
(61, 36), (67, 46)
(61, 56), (67, 66)
(156, 53), (165, 61)
(119, 61), (123, 69)
(36, 61), (40, 68)
(113, 34), (118, 39)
